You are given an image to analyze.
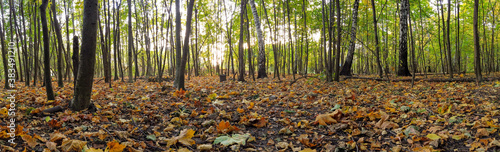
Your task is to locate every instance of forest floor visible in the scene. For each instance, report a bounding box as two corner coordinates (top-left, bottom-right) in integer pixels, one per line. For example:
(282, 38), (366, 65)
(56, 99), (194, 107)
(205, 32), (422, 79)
(2, 73), (500, 152)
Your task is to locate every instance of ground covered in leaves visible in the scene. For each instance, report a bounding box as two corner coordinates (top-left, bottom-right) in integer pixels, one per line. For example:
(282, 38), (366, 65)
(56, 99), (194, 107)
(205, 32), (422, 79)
(2, 74), (500, 152)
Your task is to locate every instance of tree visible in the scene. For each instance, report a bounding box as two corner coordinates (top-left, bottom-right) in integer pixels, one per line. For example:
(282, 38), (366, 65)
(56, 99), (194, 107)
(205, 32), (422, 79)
(371, 0), (383, 78)
(340, 0), (359, 76)
(333, 0), (341, 82)
(72, 36), (79, 86)
(0, 0), (8, 89)
(397, 0), (411, 76)
(51, 0), (65, 87)
(127, 0), (134, 83)
(40, 0), (55, 100)
(173, 0), (195, 90)
(249, 0), (267, 78)
(473, 0), (482, 82)
(71, 0), (99, 111)
(446, 0), (453, 78)
(238, 0), (247, 82)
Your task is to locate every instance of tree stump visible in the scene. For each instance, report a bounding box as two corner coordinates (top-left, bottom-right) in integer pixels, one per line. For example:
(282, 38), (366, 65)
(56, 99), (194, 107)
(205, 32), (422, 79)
(219, 75), (226, 82)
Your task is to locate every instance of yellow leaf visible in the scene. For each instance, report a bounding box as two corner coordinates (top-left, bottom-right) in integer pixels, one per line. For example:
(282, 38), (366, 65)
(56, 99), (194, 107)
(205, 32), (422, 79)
(84, 145), (104, 152)
(166, 129), (196, 147)
(299, 148), (317, 152)
(0, 107), (8, 118)
(248, 102), (255, 109)
(177, 148), (192, 152)
(426, 134), (441, 140)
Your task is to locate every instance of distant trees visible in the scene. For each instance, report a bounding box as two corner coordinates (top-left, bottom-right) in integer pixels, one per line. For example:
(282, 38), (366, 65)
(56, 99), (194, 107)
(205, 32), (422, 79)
(1, 0), (498, 92)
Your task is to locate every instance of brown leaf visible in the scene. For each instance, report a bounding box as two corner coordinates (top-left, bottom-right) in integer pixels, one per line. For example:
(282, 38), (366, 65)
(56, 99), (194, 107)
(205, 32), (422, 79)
(252, 117), (268, 128)
(476, 128), (489, 137)
(21, 135), (38, 148)
(298, 134), (317, 148)
(49, 132), (67, 142)
(46, 141), (57, 151)
(313, 110), (342, 126)
(60, 139), (87, 152)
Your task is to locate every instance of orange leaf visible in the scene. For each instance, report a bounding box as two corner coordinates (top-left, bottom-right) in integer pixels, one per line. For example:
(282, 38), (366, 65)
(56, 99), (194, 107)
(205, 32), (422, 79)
(252, 117), (268, 128)
(248, 102), (255, 109)
(237, 108), (245, 113)
(106, 140), (127, 152)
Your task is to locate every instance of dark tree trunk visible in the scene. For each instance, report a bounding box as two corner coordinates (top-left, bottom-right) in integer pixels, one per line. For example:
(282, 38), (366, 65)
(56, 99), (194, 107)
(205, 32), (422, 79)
(397, 0), (411, 76)
(173, 0), (195, 90)
(340, 0), (359, 76)
(334, 0), (341, 81)
(473, 0), (482, 82)
(72, 36), (79, 86)
(71, 0), (99, 111)
(51, 0), (65, 87)
(127, 0), (134, 82)
(0, 0), (8, 89)
(446, 0), (453, 78)
(40, 0), (55, 100)
(238, 0), (247, 82)
(371, 0), (383, 78)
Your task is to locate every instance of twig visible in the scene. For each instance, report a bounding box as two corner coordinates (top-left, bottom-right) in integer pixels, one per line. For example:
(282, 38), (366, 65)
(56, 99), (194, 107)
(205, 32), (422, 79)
(97, 125), (117, 140)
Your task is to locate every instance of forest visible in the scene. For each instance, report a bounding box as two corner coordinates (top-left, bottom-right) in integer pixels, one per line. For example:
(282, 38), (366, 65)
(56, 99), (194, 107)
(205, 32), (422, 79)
(0, 0), (500, 151)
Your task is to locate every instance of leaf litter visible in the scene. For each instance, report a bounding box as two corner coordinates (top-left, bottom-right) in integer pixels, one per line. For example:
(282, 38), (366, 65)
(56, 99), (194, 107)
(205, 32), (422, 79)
(1, 75), (500, 151)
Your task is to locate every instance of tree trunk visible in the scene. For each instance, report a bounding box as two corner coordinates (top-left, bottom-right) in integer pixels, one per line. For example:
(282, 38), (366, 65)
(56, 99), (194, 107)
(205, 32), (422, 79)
(72, 36), (79, 86)
(397, 0), (411, 76)
(446, 0), (453, 78)
(40, 0), (55, 100)
(371, 0), (383, 78)
(248, 0), (267, 78)
(0, 0), (9, 89)
(238, 0), (247, 82)
(334, 0), (341, 81)
(173, 0), (195, 90)
(71, 0), (99, 111)
(473, 0), (482, 82)
(127, 0), (134, 82)
(51, 0), (65, 87)
(340, 0), (359, 76)
(456, 0), (461, 73)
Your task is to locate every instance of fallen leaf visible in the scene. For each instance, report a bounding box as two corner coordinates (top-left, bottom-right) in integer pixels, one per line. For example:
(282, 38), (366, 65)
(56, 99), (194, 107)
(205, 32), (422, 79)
(213, 133), (250, 147)
(106, 140), (127, 152)
(166, 129), (196, 147)
(426, 134), (441, 140)
(60, 139), (87, 152)
(298, 134), (317, 147)
(49, 132), (67, 142)
(299, 148), (317, 152)
(21, 135), (38, 148)
(313, 110), (342, 126)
